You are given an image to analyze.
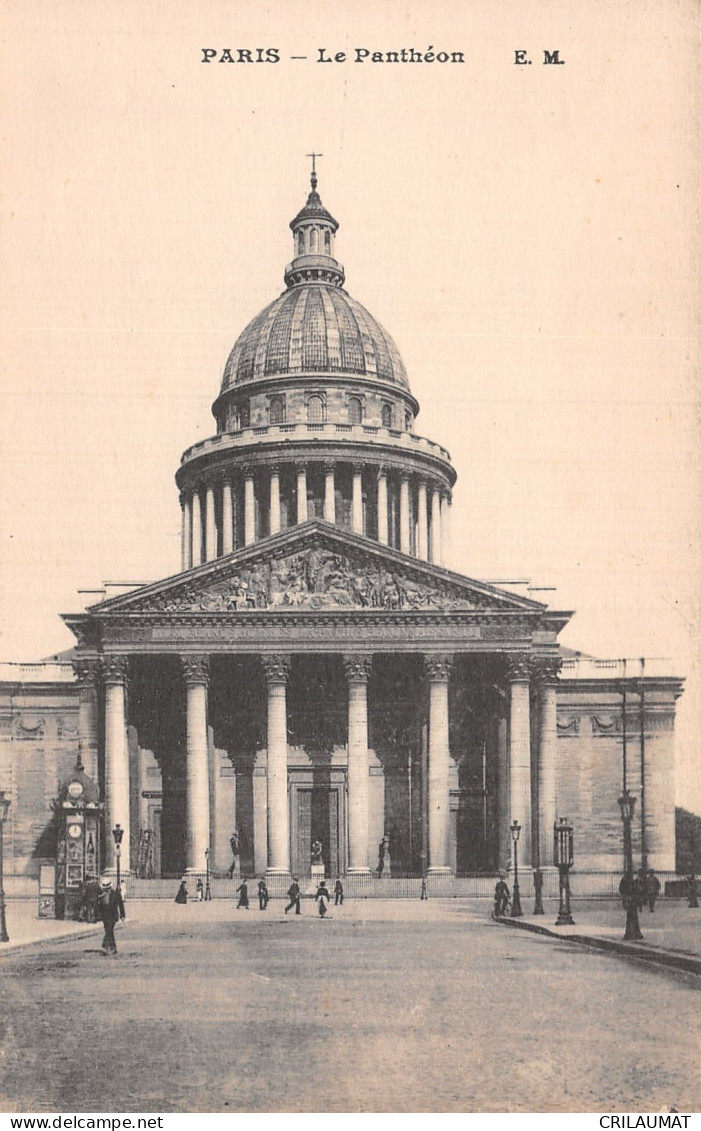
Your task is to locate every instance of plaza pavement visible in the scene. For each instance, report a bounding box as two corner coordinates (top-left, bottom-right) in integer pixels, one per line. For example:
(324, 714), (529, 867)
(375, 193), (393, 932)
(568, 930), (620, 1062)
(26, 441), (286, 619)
(1, 895), (699, 1113)
(2, 895), (699, 969)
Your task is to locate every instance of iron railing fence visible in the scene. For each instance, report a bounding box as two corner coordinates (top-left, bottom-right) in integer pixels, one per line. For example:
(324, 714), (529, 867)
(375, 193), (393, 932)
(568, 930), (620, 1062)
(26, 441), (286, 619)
(4, 871), (682, 901)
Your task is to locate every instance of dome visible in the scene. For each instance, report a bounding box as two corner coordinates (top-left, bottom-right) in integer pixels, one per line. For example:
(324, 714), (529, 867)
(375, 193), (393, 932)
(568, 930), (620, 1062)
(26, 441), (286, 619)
(220, 284), (410, 392)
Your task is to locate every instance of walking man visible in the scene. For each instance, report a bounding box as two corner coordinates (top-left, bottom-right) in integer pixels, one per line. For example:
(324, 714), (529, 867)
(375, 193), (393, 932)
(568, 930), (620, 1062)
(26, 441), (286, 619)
(645, 869), (661, 912)
(98, 878), (125, 955)
(257, 878), (269, 911)
(285, 877), (301, 915)
(334, 878), (344, 906)
(493, 875), (510, 917)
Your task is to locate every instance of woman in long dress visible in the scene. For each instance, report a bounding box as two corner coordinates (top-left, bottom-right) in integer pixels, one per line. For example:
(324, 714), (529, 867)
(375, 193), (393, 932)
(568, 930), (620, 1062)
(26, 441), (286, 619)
(174, 879), (188, 904)
(315, 880), (330, 917)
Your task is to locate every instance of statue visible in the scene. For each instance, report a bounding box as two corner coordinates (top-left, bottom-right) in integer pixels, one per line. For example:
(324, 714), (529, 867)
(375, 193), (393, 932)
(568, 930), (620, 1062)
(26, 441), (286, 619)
(228, 828), (241, 877)
(378, 833), (391, 878)
(311, 839), (323, 867)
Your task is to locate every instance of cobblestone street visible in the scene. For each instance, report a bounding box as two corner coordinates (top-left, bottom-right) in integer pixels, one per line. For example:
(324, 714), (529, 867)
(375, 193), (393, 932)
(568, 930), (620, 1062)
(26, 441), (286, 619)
(1, 899), (698, 1113)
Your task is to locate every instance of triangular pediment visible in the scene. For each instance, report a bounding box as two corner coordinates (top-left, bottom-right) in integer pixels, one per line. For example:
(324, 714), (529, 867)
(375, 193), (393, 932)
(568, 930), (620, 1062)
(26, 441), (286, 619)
(87, 521), (548, 617)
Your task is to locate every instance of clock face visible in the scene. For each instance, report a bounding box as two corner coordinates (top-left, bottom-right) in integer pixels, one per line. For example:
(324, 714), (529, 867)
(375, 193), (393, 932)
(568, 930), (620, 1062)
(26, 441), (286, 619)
(67, 823), (82, 839)
(67, 781), (84, 799)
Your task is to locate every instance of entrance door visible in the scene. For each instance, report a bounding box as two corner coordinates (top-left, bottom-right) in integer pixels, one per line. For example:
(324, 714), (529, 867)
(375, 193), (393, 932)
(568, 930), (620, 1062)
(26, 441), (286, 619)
(290, 775), (345, 876)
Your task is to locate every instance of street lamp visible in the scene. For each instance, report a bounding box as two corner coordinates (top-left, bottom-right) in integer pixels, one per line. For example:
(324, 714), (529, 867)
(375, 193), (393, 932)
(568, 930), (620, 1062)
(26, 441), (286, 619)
(112, 823), (124, 895)
(510, 820), (523, 917)
(554, 817), (575, 926)
(618, 791), (643, 941)
(0, 790), (11, 943)
(204, 847), (212, 901)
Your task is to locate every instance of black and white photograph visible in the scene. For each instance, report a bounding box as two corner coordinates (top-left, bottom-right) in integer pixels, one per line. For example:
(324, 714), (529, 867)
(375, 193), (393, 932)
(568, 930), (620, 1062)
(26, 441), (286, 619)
(0, 0), (699, 1118)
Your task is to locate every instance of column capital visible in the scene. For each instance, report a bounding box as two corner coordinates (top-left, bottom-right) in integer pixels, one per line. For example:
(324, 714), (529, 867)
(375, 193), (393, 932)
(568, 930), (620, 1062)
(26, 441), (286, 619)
(72, 658), (100, 687)
(343, 653), (373, 683)
(532, 656), (563, 686)
(242, 463), (255, 480)
(294, 461), (307, 474)
(101, 656), (129, 685)
(180, 654), (210, 686)
(323, 460), (336, 475)
(424, 653), (453, 682)
(269, 463), (280, 477)
(505, 654), (534, 683)
(261, 654), (291, 684)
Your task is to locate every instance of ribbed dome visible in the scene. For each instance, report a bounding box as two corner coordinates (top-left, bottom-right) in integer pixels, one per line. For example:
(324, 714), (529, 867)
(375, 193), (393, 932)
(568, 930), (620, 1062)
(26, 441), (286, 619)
(220, 284), (410, 392)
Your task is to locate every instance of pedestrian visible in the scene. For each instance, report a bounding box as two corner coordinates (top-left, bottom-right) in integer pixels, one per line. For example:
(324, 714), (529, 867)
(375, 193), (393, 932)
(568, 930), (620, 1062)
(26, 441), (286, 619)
(645, 868), (661, 912)
(315, 879), (330, 917)
(334, 878), (344, 906)
(257, 878), (269, 910)
(687, 873), (699, 908)
(236, 878), (249, 909)
(195, 878), (204, 902)
(493, 875), (510, 917)
(98, 878), (125, 955)
(174, 879), (188, 904)
(284, 877), (301, 915)
(635, 868), (647, 911)
(420, 877), (428, 900)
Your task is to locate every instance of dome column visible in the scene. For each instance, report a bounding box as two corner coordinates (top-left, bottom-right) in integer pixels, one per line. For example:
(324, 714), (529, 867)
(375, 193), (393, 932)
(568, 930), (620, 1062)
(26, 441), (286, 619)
(351, 466), (364, 535)
(205, 484), (217, 562)
(244, 467), (256, 546)
(269, 466), (281, 535)
(399, 476), (411, 554)
(417, 480), (429, 561)
(344, 654), (372, 873)
(377, 470), (389, 545)
(426, 654), (453, 874)
(222, 478), (234, 555)
(191, 490), (203, 567)
(430, 486), (442, 566)
(262, 655), (291, 877)
(296, 463), (308, 524)
(441, 492), (452, 570)
(323, 462), (336, 524)
(180, 492), (191, 572)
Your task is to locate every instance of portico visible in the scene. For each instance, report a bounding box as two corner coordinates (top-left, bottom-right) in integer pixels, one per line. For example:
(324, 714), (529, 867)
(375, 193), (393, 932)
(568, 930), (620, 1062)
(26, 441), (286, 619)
(65, 522), (569, 882)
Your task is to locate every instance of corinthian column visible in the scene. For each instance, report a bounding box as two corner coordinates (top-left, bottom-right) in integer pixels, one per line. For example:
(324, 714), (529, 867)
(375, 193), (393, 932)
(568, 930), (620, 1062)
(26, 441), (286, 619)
(344, 654), (372, 873)
(181, 655), (211, 874)
(180, 492), (191, 572)
(535, 657), (562, 871)
(426, 654), (453, 874)
(507, 655), (533, 868)
(72, 659), (100, 783)
(204, 484), (216, 562)
(262, 655), (291, 876)
(102, 656), (130, 874)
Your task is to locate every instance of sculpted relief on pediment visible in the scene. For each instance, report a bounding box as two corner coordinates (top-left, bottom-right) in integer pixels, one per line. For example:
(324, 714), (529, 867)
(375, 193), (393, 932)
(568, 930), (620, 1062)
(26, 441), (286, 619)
(133, 547), (488, 614)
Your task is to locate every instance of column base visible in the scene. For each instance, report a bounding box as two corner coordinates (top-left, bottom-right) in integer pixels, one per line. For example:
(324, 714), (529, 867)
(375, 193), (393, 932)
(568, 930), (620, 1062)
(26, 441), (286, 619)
(347, 866), (371, 875)
(265, 867), (292, 879)
(426, 866), (452, 876)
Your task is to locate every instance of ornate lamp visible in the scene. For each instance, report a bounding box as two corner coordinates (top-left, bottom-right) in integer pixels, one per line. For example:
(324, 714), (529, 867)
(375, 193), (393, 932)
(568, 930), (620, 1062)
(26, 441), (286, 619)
(112, 823), (124, 894)
(0, 790), (10, 943)
(554, 817), (575, 925)
(618, 791), (643, 941)
(510, 820), (523, 917)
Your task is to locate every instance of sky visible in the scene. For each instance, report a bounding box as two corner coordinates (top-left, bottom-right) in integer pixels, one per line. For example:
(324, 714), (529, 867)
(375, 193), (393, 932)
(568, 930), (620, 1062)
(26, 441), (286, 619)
(1, 0), (699, 809)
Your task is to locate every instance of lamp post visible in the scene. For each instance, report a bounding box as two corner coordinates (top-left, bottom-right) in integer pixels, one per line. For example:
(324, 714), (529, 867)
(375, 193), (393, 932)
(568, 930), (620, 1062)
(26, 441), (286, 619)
(112, 823), (124, 895)
(0, 790), (11, 943)
(510, 820), (523, 917)
(618, 790), (643, 941)
(554, 817), (575, 926)
(204, 847), (212, 901)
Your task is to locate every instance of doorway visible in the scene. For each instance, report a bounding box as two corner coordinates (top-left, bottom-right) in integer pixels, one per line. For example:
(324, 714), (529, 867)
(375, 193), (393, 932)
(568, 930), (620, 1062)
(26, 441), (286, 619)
(289, 770), (346, 876)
